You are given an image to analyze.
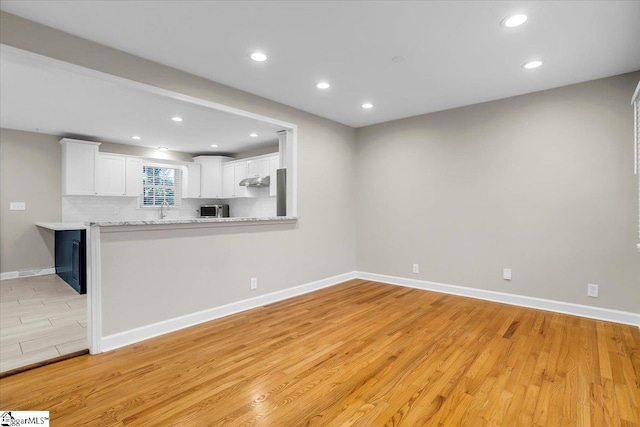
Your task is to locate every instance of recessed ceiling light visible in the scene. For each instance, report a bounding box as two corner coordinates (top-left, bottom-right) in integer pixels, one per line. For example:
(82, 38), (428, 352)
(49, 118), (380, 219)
(157, 147), (169, 152)
(210, 144), (218, 148)
(171, 116), (183, 122)
(502, 14), (528, 28)
(250, 133), (258, 137)
(316, 82), (330, 89)
(522, 60), (543, 69)
(361, 103), (374, 109)
(250, 52), (267, 62)
(131, 136), (141, 140)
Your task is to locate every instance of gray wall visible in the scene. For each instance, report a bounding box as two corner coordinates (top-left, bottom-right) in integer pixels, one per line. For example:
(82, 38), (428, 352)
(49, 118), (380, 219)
(0, 129), (61, 273)
(355, 72), (640, 313)
(0, 132), (194, 275)
(1, 11), (637, 336)
(0, 12), (357, 335)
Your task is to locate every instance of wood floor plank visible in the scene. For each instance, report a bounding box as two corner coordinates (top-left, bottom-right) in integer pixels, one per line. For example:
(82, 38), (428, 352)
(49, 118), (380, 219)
(0, 280), (638, 426)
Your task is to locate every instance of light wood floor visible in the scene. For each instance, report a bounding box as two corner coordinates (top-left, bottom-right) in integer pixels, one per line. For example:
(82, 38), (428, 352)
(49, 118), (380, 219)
(1, 279), (638, 426)
(0, 274), (87, 374)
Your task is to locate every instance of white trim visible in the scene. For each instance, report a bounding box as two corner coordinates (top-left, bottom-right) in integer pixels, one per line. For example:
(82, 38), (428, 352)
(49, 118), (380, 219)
(98, 270), (639, 353)
(355, 272), (640, 327)
(632, 81), (640, 105)
(0, 267), (56, 280)
(100, 271), (357, 352)
(87, 225), (101, 354)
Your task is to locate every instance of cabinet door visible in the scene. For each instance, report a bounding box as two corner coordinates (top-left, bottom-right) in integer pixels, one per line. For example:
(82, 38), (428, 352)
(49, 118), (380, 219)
(96, 154), (126, 196)
(257, 158), (270, 177)
(222, 164), (235, 198)
(185, 163), (202, 198)
(247, 160), (258, 178)
(62, 140), (98, 195)
(234, 161), (248, 198)
(269, 155), (279, 197)
(200, 158), (224, 198)
(247, 158), (270, 178)
(125, 158), (143, 197)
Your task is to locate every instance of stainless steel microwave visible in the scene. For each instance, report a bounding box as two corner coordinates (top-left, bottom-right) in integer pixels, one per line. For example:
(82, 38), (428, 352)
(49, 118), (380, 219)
(199, 204), (229, 218)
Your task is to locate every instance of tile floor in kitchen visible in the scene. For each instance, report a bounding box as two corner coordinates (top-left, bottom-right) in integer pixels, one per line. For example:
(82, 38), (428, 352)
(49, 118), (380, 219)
(0, 274), (87, 374)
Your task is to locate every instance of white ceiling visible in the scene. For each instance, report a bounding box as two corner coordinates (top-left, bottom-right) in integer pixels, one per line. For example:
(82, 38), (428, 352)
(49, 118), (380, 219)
(1, 1), (640, 128)
(0, 47), (283, 154)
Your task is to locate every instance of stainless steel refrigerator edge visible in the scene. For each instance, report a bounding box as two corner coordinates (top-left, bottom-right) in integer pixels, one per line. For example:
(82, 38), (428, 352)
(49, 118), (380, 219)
(276, 168), (286, 216)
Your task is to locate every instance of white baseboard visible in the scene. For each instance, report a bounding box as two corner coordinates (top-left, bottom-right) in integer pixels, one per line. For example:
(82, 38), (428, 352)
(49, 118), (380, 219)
(355, 271), (640, 327)
(0, 267), (56, 281)
(100, 269), (638, 353)
(100, 271), (358, 352)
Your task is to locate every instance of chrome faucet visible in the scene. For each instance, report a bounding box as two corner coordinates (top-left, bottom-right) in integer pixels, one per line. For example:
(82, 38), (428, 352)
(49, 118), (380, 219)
(160, 199), (169, 219)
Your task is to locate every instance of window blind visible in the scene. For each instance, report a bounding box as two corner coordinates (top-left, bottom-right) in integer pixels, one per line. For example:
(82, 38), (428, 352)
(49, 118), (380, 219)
(141, 165), (182, 208)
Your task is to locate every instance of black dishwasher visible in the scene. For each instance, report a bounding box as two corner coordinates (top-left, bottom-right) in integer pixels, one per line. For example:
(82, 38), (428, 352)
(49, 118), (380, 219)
(55, 229), (87, 294)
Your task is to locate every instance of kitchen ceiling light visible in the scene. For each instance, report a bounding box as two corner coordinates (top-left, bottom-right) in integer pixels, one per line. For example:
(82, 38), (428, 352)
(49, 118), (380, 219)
(361, 103), (374, 109)
(210, 144), (218, 148)
(522, 60), (543, 69)
(171, 116), (183, 122)
(316, 82), (330, 89)
(250, 52), (267, 62)
(250, 133), (258, 137)
(157, 147), (169, 152)
(131, 136), (141, 140)
(502, 14), (528, 28)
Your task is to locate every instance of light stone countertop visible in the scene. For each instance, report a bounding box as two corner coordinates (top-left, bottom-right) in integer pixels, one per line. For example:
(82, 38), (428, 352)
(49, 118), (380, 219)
(36, 222), (89, 231)
(90, 216), (298, 227)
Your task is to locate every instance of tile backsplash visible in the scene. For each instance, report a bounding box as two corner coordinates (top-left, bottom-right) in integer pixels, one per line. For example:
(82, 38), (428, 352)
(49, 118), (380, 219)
(62, 194), (276, 222)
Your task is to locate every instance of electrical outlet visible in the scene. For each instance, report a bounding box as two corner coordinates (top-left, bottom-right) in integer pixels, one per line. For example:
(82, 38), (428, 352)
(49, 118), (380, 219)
(9, 202), (26, 211)
(503, 268), (512, 281)
(587, 283), (599, 298)
(250, 277), (258, 290)
(412, 264), (419, 274)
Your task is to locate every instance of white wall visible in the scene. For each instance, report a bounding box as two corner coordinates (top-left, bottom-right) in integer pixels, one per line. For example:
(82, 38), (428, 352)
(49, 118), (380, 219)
(355, 72), (640, 314)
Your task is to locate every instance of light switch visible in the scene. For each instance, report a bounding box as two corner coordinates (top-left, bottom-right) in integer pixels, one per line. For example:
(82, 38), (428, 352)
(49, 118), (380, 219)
(10, 202), (26, 211)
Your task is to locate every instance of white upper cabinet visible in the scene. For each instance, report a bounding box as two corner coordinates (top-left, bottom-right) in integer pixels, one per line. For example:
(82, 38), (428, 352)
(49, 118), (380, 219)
(61, 138), (144, 197)
(194, 156), (231, 199)
(61, 139), (99, 195)
(234, 161), (248, 198)
(222, 160), (250, 198)
(125, 157), (143, 197)
(185, 163), (202, 198)
(247, 157), (269, 178)
(96, 154), (126, 196)
(222, 163), (235, 198)
(269, 155), (279, 197)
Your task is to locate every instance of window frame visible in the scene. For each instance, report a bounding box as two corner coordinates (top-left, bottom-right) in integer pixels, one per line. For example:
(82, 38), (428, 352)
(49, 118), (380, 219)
(140, 163), (182, 208)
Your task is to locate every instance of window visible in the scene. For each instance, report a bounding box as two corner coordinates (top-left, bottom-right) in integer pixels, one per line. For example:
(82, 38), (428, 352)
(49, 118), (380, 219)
(142, 165), (181, 207)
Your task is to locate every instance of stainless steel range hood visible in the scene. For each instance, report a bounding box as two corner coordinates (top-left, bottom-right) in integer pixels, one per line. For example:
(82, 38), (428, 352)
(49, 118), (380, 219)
(239, 175), (271, 187)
